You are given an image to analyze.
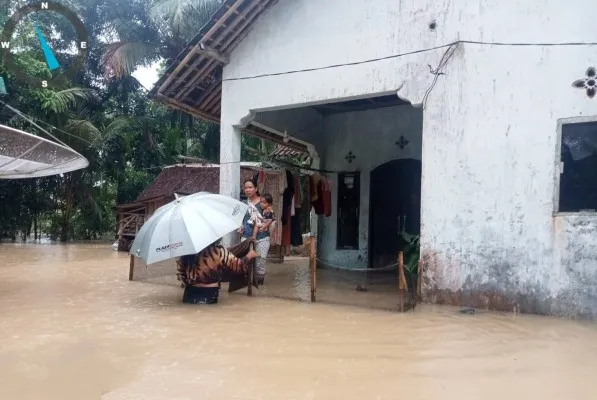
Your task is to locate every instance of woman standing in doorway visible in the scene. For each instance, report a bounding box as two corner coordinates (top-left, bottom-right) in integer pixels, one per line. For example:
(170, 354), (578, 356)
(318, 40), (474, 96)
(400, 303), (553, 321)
(239, 179), (270, 285)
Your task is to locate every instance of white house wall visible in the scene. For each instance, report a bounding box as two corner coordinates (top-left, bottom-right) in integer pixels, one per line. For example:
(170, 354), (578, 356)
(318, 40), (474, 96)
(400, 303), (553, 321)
(317, 106), (423, 270)
(221, 0), (590, 121)
(218, 0), (597, 317)
(422, 44), (597, 318)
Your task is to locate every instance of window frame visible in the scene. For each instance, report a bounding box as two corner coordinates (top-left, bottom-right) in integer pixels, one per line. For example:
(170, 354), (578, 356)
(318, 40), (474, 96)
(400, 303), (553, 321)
(553, 115), (597, 216)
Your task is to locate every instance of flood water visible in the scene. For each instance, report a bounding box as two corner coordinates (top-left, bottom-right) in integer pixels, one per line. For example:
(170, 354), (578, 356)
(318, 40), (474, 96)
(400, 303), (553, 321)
(1, 243), (597, 399)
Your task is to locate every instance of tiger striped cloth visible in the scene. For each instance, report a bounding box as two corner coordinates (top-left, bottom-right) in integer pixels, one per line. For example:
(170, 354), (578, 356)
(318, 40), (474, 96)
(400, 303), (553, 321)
(176, 244), (250, 286)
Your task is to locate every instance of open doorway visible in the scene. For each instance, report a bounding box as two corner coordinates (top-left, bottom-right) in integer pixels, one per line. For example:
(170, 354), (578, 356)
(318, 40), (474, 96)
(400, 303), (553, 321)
(369, 159), (421, 269)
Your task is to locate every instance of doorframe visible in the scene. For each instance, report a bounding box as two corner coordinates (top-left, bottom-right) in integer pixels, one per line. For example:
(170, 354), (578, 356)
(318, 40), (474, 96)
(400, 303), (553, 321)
(367, 158), (422, 268)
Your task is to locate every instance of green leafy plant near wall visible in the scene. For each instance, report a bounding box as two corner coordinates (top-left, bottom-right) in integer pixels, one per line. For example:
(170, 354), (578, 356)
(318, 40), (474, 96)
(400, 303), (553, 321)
(398, 231), (420, 293)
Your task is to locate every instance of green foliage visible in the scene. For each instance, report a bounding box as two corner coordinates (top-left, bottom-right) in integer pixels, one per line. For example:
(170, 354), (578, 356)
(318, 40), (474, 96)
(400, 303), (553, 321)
(0, 0), (260, 243)
(34, 88), (100, 115)
(398, 231), (420, 276)
(99, 0), (223, 79)
(117, 167), (154, 204)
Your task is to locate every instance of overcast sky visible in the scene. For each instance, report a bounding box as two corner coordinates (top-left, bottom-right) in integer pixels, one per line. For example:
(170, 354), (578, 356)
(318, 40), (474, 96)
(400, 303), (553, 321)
(132, 61), (161, 90)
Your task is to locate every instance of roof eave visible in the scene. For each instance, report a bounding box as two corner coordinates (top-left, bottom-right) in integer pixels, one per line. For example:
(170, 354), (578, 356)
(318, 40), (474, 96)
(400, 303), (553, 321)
(150, 0), (280, 124)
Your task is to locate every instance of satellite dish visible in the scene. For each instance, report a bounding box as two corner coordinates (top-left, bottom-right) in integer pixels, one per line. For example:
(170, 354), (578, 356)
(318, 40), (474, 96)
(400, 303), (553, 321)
(0, 123), (89, 179)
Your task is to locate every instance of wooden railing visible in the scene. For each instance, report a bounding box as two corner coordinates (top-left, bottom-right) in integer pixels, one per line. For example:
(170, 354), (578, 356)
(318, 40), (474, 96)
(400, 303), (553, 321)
(117, 211), (145, 237)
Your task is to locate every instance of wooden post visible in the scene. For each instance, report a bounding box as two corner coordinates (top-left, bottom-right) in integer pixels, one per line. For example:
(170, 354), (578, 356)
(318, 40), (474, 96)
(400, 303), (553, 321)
(398, 251), (407, 312)
(309, 234), (317, 302)
(128, 255), (135, 281)
(247, 263), (254, 296)
(117, 214), (124, 252)
(416, 259), (423, 301)
(247, 242), (254, 296)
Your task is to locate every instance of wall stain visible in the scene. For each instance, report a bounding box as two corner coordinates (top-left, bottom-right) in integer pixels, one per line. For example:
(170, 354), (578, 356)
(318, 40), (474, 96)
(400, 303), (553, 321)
(421, 216), (597, 320)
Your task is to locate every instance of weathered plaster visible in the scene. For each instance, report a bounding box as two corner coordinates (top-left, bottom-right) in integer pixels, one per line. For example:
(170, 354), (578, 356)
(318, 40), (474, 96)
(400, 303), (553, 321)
(218, 0), (597, 317)
(420, 45), (597, 318)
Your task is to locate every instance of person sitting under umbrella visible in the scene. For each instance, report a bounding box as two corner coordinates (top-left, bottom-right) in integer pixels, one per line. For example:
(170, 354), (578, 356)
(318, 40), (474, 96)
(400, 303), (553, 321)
(176, 239), (258, 305)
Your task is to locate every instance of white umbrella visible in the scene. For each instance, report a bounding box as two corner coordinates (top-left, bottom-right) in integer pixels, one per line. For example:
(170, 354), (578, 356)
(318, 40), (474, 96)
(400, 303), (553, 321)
(129, 192), (249, 265)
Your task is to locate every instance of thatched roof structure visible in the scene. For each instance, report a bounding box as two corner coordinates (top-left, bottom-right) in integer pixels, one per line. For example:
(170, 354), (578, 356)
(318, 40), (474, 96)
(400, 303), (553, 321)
(117, 163), (257, 210)
(114, 163), (259, 252)
(137, 164), (220, 202)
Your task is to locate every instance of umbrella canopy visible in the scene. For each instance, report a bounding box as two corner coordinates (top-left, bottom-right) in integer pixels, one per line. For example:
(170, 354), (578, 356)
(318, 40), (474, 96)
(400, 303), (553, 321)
(130, 192), (248, 265)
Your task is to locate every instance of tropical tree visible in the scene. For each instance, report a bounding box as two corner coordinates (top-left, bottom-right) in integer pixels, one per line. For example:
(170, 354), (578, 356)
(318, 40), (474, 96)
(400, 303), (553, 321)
(0, 0), (267, 243)
(99, 0), (223, 80)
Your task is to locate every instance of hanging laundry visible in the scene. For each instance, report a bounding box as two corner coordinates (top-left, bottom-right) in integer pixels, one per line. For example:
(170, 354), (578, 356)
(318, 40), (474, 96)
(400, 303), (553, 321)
(311, 174), (325, 215)
(257, 169), (265, 194)
(290, 207), (303, 246)
(281, 210), (291, 247)
(281, 169), (294, 248)
(310, 174), (319, 203)
(293, 175), (301, 208)
(282, 170), (294, 225)
(323, 178), (332, 217)
(262, 169), (285, 246)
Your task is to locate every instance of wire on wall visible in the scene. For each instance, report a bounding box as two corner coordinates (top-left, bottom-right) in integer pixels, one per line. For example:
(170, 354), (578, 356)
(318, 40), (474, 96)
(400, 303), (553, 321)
(222, 39), (597, 82)
(421, 42), (460, 108)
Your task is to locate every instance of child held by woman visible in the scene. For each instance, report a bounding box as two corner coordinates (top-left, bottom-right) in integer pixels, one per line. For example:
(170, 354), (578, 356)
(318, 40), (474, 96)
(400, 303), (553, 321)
(250, 193), (274, 285)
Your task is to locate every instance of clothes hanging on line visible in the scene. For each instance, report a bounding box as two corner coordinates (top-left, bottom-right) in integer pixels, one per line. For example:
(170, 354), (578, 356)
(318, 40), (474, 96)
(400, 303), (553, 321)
(241, 164), (323, 250)
(323, 178), (332, 217)
(290, 207), (303, 246)
(271, 169), (286, 247)
(281, 169), (294, 247)
(309, 174), (332, 216)
(282, 169), (294, 225)
(257, 169), (265, 193)
(309, 174), (323, 215)
(293, 175), (302, 208)
(250, 167), (285, 246)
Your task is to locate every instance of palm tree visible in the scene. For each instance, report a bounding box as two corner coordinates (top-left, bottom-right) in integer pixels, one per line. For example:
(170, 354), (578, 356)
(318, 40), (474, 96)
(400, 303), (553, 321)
(98, 0), (226, 166)
(100, 0), (223, 80)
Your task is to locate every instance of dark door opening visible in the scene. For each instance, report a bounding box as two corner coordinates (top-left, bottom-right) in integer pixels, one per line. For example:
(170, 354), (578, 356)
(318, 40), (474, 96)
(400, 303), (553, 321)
(337, 172), (360, 249)
(369, 159), (421, 269)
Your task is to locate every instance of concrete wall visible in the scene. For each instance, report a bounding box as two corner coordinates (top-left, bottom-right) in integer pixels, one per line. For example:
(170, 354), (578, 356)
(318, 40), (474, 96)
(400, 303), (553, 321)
(221, 0), (590, 122)
(421, 45), (597, 318)
(218, 0), (597, 317)
(317, 106), (423, 269)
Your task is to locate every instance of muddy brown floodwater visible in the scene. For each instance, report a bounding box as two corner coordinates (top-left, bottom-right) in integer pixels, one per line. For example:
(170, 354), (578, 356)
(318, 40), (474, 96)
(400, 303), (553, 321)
(1, 243), (597, 399)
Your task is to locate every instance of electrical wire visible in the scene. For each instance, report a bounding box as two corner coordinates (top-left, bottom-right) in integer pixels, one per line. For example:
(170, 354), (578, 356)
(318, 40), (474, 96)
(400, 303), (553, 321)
(0, 100), (93, 146)
(1, 101), (71, 148)
(12, 38), (562, 173)
(26, 117), (94, 145)
(222, 39), (597, 82)
(421, 42), (460, 108)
